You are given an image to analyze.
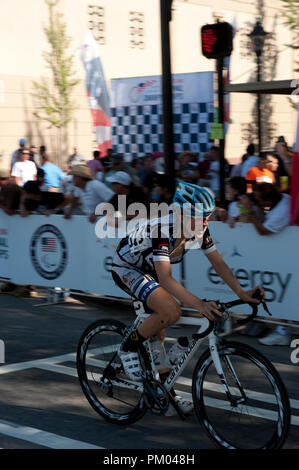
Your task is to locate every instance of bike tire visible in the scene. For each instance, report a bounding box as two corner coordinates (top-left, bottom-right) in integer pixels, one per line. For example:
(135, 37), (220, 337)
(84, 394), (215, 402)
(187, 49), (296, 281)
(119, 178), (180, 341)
(76, 319), (147, 425)
(192, 341), (290, 449)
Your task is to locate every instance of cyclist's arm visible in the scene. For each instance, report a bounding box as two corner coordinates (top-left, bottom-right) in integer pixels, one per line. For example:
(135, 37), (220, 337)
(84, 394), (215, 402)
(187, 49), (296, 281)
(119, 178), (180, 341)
(205, 249), (263, 303)
(154, 260), (221, 320)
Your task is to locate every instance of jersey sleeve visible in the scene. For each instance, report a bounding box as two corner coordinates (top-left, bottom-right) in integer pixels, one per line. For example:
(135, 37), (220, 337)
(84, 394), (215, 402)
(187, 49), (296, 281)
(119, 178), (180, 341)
(201, 227), (216, 254)
(152, 237), (171, 263)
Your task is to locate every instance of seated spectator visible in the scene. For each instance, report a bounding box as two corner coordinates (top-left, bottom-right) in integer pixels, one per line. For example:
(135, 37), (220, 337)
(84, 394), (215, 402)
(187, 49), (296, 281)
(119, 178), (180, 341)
(87, 150), (103, 175)
(0, 168), (22, 215)
(245, 154), (275, 191)
(20, 180), (71, 216)
(67, 146), (88, 167)
(36, 168), (48, 192)
(41, 154), (65, 192)
(225, 177), (249, 227)
(66, 164), (114, 223)
(11, 147), (37, 187)
(241, 143), (259, 177)
(239, 182), (290, 236)
(107, 171), (149, 221)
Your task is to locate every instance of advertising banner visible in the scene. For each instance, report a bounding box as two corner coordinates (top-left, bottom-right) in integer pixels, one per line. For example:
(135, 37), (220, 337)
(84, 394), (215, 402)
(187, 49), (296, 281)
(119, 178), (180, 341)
(184, 222), (298, 320)
(110, 72), (214, 161)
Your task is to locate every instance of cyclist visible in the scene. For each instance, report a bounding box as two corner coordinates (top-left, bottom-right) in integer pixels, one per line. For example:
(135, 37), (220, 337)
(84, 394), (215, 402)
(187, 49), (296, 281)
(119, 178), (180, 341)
(111, 181), (263, 414)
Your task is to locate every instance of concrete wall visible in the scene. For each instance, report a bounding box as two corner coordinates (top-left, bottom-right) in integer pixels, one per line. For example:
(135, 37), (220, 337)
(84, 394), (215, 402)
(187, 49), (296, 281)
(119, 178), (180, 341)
(0, 0), (296, 166)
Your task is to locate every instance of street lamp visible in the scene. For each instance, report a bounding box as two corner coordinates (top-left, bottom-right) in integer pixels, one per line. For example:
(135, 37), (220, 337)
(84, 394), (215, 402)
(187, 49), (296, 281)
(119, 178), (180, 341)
(248, 20), (269, 155)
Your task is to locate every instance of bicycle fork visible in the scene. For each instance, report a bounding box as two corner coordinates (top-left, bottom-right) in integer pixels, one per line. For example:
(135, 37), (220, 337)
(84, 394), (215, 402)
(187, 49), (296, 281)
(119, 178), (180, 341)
(209, 334), (247, 407)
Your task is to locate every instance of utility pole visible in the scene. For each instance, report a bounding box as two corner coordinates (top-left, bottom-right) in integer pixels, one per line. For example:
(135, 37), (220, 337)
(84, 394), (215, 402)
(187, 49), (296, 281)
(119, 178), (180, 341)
(160, 0), (175, 197)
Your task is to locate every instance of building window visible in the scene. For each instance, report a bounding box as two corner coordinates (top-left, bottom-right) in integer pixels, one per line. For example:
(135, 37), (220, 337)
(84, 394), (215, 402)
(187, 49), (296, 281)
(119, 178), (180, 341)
(129, 11), (145, 49)
(87, 5), (105, 45)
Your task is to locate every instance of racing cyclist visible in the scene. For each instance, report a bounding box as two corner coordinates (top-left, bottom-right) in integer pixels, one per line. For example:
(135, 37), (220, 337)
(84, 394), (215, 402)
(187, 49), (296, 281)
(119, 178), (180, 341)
(111, 182), (263, 414)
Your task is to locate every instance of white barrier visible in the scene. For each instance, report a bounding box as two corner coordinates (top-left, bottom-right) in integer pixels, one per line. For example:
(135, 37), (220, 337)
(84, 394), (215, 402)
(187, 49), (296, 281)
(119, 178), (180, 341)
(0, 212), (298, 322)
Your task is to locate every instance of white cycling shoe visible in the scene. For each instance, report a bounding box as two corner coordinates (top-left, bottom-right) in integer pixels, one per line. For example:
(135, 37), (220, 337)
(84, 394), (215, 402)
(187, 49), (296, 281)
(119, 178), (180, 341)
(118, 346), (143, 382)
(165, 396), (194, 417)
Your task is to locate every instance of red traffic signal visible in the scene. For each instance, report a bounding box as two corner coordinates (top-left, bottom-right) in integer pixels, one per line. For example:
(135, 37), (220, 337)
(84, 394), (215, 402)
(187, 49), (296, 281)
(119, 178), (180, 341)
(201, 22), (233, 59)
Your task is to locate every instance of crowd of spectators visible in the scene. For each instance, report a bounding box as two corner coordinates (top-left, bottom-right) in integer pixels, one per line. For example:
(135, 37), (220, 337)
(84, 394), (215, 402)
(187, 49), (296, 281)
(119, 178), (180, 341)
(0, 136), (296, 345)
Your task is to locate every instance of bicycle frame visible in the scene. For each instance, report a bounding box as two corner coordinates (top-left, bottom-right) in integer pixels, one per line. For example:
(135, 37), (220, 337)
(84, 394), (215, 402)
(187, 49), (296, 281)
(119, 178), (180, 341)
(111, 300), (235, 402)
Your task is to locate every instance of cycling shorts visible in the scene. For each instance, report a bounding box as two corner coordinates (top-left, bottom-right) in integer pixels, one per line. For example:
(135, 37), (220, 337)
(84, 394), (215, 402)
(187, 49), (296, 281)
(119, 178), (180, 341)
(111, 253), (161, 313)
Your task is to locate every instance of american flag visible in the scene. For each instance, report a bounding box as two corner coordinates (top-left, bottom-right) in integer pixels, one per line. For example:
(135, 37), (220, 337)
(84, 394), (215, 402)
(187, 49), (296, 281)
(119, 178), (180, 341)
(78, 32), (111, 156)
(42, 237), (56, 253)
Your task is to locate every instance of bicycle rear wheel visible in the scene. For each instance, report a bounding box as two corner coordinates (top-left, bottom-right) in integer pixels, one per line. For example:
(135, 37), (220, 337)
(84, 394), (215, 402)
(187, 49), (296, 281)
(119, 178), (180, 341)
(192, 341), (290, 449)
(77, 319), (147, 425)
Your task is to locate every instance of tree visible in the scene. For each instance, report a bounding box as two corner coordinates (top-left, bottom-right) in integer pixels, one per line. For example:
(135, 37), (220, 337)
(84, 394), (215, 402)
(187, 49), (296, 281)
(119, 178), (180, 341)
(31, 0), (79, 165)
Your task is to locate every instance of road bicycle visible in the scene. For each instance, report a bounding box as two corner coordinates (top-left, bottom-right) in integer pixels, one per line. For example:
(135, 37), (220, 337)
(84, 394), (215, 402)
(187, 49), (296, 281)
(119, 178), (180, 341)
(76, 295), (290, 449)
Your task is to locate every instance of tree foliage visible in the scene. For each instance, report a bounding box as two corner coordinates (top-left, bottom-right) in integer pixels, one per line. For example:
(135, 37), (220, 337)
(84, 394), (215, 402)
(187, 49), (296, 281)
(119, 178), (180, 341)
(31, 0), (79, 128)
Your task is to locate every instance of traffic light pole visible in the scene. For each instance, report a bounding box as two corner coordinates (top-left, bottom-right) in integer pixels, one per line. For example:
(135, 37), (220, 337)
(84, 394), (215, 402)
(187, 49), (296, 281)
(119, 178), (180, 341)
(160, 0), (176, 198)
(217, 56), (226, 205)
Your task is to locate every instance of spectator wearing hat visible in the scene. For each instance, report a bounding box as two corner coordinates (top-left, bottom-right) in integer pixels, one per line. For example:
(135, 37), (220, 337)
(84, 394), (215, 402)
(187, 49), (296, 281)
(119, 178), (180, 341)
(11, 147), (37, 187)
(0, 168), (22, 215)
(66, 164), (114, 223)
(11, 138), (27, 169)
(41, 154), (65, 192)
(107, 171), (148, 220)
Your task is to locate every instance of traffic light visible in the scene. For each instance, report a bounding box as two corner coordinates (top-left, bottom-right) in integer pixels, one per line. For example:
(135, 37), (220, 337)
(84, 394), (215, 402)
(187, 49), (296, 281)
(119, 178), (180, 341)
(201, 22), (233, 59)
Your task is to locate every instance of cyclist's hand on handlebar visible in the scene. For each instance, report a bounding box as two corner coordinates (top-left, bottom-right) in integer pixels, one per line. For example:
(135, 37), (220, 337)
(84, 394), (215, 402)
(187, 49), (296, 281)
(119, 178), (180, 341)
(238, 286), (265, 304)
(198, 300), (222, 321)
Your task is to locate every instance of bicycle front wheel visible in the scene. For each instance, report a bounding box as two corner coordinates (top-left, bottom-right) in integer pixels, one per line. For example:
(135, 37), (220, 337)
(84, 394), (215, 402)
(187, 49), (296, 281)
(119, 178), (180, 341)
(77, 319), (147, 425)
(192, 341), (290, 449)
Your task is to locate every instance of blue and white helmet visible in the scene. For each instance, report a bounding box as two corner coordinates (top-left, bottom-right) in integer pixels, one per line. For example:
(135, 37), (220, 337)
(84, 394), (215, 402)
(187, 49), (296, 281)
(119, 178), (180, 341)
(173, 181), (216, 217)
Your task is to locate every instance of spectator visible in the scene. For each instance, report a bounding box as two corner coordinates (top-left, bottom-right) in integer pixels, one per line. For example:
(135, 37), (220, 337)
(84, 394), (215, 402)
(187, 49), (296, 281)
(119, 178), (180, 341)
(230, 153), (248, 178)
(265, 153), (280, 189)
(67, 146), (88, 167)
(152, 173), (173, 204)
(41, 154), (65, 192)
(239, 182), (290, 236)
(239, 182), (291, 345)
(274, 140), (293, 181)
(225, 177), (249, 227)
(11, 138), (27, 169)
(105, 154), (140, 188)
(11, 147), (37, 187)
(29, 145), (40, 168)
(66, 164), (114, 223)
(137, 155), (155, 195)
(245, 154), (275, 191)
(20, 180), (71, 216)
(178, 151), (198, 184)
(152, 151), (164, 175)
(0, 168), (22, 215)
(36, 168), (48, 192)
(39, 145), (47, 161)
(87, 150), (103, 176)
(107, 171), (149, 220)
(197, 153), (211, 186)
(241, 143), (259, 177)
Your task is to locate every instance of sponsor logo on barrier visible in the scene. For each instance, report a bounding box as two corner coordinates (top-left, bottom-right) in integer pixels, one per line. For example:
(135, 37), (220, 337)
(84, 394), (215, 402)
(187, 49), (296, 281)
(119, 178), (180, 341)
(30, 224), (67, 280)
(290, 339), (299, 364)
(208, 266), (292, 302)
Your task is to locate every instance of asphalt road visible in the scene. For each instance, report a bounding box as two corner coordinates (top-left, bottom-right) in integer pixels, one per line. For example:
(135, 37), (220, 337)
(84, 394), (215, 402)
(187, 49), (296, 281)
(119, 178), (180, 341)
(0, 292), (298, 451)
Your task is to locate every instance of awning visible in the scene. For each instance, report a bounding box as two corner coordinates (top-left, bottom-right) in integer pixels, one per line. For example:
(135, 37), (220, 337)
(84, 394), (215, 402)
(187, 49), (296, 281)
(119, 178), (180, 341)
(224, 79), (296, 95)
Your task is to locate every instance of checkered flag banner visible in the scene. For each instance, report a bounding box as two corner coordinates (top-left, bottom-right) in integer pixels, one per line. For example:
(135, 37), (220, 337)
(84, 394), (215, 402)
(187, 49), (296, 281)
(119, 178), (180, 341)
(78, 31), (111, 156)
(110, 72), (214, 161)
